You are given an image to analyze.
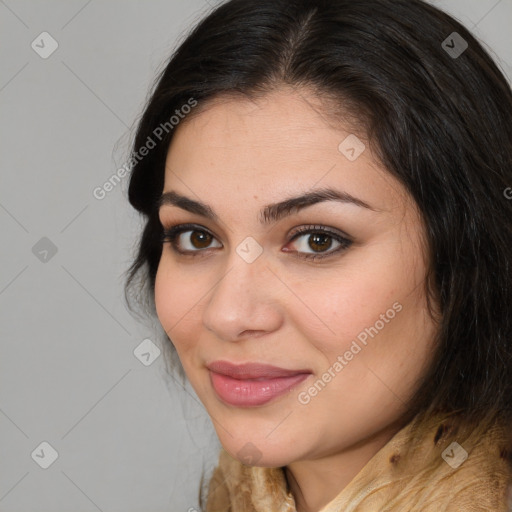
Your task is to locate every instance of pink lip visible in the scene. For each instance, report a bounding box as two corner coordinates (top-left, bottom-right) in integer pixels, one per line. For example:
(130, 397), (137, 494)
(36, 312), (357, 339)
(207, 361), (312, 407)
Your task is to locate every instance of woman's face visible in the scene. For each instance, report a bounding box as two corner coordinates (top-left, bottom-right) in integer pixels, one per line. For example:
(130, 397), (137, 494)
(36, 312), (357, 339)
(155, 88), (438, 467)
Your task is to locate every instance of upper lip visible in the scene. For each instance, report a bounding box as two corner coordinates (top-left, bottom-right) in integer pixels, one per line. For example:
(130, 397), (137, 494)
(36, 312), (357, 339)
(207, 360), (312, 379)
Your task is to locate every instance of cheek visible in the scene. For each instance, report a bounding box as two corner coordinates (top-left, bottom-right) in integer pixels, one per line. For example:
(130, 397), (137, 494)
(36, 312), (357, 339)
(154, 258), (201, 357)
(154, 261), (174, 328)
(288, 264), (400, 358)
(288, 245), (433, 377)
(292, 272), (435, 428)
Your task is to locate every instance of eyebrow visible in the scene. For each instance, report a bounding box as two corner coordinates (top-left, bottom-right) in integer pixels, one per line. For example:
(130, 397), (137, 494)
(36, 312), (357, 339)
(158, 187), (376, 225)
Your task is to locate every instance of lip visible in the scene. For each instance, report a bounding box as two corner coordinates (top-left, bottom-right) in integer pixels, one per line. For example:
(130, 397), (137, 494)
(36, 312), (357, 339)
(207, 361), (312, 407)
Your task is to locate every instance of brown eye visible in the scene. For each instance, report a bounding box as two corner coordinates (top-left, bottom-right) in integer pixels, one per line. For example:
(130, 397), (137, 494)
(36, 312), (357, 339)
(188, 230), (214, 249)
(286, 225), (353, 260)
(307, 233), (333, 252)
(161, 224), (222, 254)
(289, 232), (340, 255)
(162, 223), (352, 261)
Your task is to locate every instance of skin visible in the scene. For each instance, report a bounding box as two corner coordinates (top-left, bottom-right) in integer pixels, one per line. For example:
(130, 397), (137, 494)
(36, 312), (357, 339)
(154, 87), (438, 512)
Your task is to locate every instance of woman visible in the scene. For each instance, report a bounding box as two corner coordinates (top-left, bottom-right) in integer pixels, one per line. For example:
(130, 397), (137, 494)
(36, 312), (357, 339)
(124, 0), (512, 510)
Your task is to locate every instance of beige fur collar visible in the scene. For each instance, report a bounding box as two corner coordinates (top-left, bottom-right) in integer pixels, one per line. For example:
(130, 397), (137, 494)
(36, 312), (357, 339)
(206, 414), (512, 511)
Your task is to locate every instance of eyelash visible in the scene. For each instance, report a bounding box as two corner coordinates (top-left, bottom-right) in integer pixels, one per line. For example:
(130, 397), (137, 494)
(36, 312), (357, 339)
(160, 223), (353, 261)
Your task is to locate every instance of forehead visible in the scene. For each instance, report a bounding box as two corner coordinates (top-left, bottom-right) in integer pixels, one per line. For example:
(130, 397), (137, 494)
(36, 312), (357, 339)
(163, 88), (408, 214)
(169, 88), (355, 157)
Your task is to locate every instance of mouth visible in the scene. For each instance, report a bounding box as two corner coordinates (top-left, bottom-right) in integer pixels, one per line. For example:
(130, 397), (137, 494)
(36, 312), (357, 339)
(207, 361), (312, 407)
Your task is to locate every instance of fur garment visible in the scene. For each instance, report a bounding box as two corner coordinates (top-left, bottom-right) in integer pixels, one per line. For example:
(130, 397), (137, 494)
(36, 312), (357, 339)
(206, 413), (512, 511)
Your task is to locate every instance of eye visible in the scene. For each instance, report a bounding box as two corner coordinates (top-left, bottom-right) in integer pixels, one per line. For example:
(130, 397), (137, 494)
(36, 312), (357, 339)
(161, 223), (222, 256)
(161, 223), (353, 261)
(284, 225), (353, 260)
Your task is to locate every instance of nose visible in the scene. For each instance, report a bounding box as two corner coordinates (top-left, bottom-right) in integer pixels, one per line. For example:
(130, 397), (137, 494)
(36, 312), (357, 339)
(202, 249), (284, 342)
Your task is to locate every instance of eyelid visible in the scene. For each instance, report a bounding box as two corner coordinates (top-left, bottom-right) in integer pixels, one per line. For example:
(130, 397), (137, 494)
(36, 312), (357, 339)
(288, 224), (353, 242)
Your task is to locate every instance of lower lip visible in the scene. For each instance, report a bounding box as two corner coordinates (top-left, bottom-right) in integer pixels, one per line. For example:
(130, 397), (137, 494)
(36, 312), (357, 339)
(209, 371), (310, 407)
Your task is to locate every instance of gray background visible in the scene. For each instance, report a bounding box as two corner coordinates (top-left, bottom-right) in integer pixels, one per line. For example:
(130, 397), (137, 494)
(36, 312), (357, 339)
(1, 1), (511, 511)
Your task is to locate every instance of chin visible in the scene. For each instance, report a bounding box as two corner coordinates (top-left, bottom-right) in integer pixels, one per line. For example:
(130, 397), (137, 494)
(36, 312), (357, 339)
(216, 429), (299, 468)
